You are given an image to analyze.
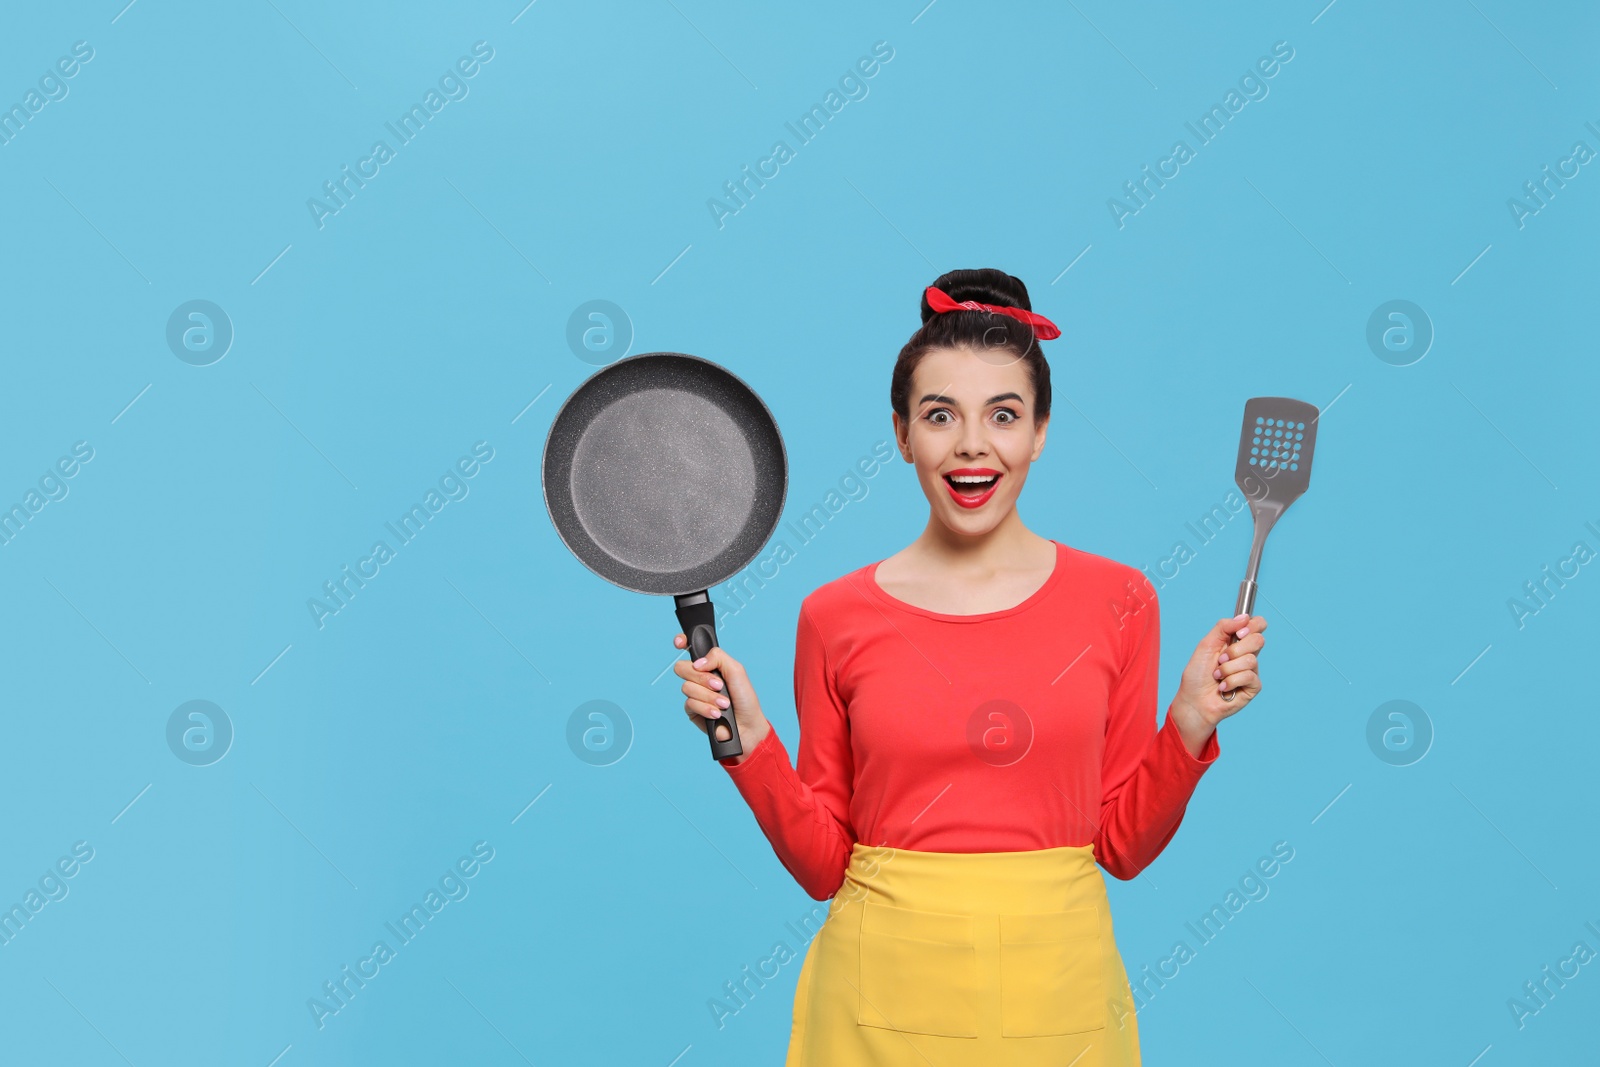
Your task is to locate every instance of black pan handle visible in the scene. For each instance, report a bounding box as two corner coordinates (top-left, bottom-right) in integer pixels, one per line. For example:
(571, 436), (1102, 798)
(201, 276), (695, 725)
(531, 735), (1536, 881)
(673, 592), (743, 760)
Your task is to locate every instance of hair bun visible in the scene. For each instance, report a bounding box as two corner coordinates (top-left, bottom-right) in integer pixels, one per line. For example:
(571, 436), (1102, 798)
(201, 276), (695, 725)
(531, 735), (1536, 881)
(893, 265), (1053, 426)
(920, 267), (1032, 323)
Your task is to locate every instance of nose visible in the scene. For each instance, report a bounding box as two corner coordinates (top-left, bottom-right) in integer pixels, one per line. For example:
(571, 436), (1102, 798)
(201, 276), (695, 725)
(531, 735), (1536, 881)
(955, 419), (989, 459)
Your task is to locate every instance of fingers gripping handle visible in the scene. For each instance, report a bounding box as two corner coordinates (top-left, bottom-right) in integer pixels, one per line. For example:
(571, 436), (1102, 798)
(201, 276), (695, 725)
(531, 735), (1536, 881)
(1223, 580), (1258, 702)
(673, 594), (743, 761)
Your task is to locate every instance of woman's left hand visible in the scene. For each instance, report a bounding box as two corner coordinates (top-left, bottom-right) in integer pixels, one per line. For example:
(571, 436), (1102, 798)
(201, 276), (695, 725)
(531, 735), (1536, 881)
(1170, 613), (1268, 745)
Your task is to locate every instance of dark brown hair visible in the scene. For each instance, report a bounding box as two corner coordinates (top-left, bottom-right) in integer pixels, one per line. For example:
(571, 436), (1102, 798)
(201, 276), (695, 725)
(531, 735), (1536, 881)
(890, 267), (1053, 423)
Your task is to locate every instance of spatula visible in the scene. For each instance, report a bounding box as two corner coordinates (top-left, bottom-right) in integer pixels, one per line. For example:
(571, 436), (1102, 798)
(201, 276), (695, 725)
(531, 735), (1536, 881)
(1226, 397), (1319, 699)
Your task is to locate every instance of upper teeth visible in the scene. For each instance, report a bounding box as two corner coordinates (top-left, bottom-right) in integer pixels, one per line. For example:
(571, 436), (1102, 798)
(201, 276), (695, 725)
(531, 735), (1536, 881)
(950, 474), (995, 483)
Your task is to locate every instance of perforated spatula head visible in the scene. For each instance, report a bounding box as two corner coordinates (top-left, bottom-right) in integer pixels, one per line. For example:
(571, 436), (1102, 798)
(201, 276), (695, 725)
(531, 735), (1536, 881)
(1234, 397), (1318, 506)
(1231, 396), (1320, 619)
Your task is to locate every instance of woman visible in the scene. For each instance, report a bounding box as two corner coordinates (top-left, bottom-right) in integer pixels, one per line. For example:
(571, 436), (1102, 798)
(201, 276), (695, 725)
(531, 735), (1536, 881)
(672, 268), (1268, 1066)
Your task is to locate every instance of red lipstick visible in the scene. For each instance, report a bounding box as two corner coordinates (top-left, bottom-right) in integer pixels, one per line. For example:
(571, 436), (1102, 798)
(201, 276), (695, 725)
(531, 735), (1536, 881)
(942, 467), (1002, 509)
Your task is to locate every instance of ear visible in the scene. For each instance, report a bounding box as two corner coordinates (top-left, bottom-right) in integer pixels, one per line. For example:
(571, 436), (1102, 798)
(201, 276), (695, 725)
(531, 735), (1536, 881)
(892, 411), (913, 462)
(1031, 414), (1049, 461)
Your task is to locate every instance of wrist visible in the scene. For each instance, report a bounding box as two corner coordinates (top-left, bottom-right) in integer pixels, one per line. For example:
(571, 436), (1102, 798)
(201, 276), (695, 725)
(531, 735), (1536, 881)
(720, 717), (772, 765)
(1169, 699), (1216, 759)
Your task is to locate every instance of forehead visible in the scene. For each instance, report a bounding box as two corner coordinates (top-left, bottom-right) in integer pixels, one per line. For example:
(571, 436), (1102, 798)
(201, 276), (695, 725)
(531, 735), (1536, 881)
(911, 346), (1034, 405)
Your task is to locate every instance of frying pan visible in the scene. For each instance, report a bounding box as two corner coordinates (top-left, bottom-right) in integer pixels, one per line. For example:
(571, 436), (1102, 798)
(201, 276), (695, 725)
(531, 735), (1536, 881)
(542, 352), (788, 760)
(1225, 395), (1319, 701)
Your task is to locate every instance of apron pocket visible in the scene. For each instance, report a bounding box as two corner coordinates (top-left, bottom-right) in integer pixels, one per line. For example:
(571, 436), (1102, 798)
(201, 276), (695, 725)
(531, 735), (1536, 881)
(856, 901), (979, 1038)
(999, 906), (1107, 1037)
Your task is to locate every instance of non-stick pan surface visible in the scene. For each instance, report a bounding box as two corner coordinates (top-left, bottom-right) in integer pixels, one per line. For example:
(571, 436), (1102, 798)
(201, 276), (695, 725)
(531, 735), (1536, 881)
(542, 352), (787, 595)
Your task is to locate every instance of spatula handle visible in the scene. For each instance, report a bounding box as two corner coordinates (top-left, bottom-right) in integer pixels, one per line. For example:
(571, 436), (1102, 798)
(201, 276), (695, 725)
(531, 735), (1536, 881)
(674, 593), (744, 760)
(1223, 580), (1258, 702)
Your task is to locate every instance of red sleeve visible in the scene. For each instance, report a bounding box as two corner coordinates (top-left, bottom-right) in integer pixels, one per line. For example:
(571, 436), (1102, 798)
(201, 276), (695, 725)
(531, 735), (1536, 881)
(720, 601), (856, 900)
(1094, 575), (1219, 880)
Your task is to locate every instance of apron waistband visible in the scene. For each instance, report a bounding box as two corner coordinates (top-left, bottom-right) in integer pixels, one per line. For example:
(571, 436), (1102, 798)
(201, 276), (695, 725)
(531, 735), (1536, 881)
(835, 841), (1107, 917)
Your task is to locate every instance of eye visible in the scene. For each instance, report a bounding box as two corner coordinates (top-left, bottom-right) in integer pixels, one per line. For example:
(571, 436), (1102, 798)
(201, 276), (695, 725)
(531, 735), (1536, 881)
(923, 407), (953, 425)
(993, 407), (1020, 424)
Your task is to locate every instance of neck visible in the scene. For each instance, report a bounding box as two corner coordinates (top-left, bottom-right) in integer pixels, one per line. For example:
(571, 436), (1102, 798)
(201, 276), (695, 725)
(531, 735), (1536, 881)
(913, 507), (1047, 570)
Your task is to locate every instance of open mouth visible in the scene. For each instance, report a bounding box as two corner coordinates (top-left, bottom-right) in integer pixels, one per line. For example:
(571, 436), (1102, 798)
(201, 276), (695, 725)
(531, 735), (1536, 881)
(943, 469), (1002, 509)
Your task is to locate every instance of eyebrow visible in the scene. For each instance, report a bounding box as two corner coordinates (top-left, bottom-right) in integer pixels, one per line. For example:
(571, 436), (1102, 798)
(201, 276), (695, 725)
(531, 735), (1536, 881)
(918, 392), (1025, 407)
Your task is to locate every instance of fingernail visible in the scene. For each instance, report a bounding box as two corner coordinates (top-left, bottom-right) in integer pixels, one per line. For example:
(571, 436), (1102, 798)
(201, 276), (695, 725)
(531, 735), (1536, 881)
(1219, 652), (1230, 662)
(710, 677), (723, 691)
(693, 657), (707, 669)
(716, 696), (730, 709)
(1234, 613), (1248, 620)
(707, 708), (721, 718)
(1213, 669), (1222, 680)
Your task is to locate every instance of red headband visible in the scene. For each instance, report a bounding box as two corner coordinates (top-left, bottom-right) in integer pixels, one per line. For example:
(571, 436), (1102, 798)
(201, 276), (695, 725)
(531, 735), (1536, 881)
(924, 285), (1061, 341)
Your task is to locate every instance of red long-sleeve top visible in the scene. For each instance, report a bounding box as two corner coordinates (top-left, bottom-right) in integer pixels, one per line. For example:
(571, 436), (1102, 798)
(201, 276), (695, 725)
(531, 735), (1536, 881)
(721, 540), (1220, 900)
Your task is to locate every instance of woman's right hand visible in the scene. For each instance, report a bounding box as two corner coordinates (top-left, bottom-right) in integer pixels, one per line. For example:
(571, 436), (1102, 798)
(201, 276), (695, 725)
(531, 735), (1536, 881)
(670, 634), (771, 761)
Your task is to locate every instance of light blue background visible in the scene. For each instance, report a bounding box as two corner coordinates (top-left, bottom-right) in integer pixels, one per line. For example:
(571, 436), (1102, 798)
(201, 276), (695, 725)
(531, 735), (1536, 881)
(1, 1), (1595, 1064)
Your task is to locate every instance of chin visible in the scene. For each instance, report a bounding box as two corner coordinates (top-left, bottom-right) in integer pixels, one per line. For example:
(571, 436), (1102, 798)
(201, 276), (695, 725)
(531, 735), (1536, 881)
(943, 517), (1003, 538)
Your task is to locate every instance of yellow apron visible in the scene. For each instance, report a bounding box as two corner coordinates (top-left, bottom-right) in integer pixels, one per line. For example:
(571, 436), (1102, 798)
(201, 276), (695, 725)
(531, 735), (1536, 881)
(786, 842), (1141, 1066)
